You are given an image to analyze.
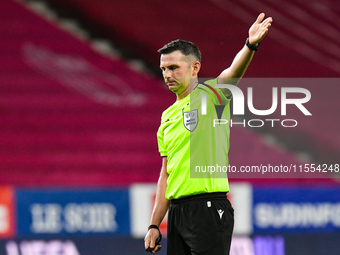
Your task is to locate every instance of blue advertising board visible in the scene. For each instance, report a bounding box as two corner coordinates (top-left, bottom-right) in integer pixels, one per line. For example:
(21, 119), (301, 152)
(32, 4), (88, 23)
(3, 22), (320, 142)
(0, 237), (148, 255)
(15, 188), (130, 237)
(0, 237), (149, 255)
(253, 186), (340, 234)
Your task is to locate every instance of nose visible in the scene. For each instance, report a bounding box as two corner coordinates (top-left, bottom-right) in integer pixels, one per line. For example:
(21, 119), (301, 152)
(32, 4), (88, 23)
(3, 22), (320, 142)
(163, 69), (171, 80)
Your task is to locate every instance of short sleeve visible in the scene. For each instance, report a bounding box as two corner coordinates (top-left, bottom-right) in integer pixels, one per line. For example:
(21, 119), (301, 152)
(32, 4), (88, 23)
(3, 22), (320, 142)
(205, 78), (231, 104)
(157, 119), (167, 157)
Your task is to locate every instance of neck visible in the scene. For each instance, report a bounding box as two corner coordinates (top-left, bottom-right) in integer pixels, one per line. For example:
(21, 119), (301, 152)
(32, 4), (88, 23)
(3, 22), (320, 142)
(176, 77), (198, 100)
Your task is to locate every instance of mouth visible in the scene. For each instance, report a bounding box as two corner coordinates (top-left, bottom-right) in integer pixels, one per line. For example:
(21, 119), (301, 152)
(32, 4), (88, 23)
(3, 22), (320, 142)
(166, 81), (177, 88)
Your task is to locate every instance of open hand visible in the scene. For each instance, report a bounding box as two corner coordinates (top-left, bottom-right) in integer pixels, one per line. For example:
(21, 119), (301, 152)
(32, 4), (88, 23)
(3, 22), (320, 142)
(248, 13), (273, 45)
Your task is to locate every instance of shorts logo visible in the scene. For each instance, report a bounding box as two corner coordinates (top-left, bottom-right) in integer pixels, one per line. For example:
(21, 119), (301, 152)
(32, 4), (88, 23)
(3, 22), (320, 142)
(217, 209), (224, 219)
(183, 109), (198, 132)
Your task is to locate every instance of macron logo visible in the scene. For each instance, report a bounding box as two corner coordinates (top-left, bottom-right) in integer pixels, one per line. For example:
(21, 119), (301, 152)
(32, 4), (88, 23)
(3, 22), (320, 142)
(217, 209), (224, 219)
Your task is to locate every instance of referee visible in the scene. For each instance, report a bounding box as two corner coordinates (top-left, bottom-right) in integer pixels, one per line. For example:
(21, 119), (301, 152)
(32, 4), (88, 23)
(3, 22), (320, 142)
(144, 13), (272, 255)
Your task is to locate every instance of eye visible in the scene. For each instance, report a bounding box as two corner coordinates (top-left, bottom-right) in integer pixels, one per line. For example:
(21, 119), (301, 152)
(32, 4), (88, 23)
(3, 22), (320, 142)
(169, 66), (178, 70)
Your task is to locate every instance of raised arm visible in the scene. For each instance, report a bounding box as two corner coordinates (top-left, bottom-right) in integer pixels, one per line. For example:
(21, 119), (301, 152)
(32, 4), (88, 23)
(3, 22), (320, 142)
(218, 13), (273, 96)
(144, 157), (169, 253)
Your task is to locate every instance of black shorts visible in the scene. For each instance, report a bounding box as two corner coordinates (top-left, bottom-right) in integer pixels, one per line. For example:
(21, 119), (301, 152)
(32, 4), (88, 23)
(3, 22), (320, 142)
(167, 192), (234, 255)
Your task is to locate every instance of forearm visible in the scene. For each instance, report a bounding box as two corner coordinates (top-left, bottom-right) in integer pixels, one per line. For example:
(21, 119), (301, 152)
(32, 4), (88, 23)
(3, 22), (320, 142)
(219, 44), (255, 82)
(150, 157), (169, 226)
(150, 174), (170, 226)
(144, 159), (169, 253)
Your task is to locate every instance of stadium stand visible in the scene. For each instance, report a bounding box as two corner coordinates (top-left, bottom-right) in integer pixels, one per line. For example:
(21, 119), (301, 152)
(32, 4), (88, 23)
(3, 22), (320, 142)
(44, 0), (340, 166)
(0, 0), (174, 186)
(0, 0), (338, 187)
(45, 0), (340, 78)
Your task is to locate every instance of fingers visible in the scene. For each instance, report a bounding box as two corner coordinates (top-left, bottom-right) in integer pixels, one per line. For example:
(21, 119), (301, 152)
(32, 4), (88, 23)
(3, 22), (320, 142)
(151, 244), (162, 254)
(262, 17), (273, 27)
(257, 13), (273, 34)
(144, 229), (161, 253)
(260, 20), (272, 35)
(144, 234), (152, 250)
(145, 243), (162, 254)
(256, 13), (273, 26)
(256, 13), (265, 23)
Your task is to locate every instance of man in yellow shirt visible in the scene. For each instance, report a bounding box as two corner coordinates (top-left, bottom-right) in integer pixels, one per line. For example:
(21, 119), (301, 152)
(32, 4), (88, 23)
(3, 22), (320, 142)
(145, 13), (273, 255)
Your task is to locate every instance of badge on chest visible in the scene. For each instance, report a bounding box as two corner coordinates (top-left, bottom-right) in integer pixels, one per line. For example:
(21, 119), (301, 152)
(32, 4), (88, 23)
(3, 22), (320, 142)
(183, 109), (198, 131)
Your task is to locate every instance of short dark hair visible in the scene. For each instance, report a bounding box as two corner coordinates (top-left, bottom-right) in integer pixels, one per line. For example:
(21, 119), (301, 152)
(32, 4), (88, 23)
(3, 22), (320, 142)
(158, 39), (201, 62)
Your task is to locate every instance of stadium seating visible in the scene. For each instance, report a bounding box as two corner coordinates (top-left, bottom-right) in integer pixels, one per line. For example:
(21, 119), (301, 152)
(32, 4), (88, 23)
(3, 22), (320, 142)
(0, 0), (338, 186)
(45, 0), (340, 166)
(45, 0), (340, 167)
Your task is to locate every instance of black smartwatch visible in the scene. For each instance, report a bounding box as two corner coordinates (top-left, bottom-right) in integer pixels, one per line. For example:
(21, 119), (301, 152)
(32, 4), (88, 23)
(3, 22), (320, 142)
(246, 37), (260, 51)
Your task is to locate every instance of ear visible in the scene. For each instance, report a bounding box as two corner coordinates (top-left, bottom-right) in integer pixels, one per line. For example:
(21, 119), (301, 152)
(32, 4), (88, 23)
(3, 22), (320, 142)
(191, 61), (201, 77)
